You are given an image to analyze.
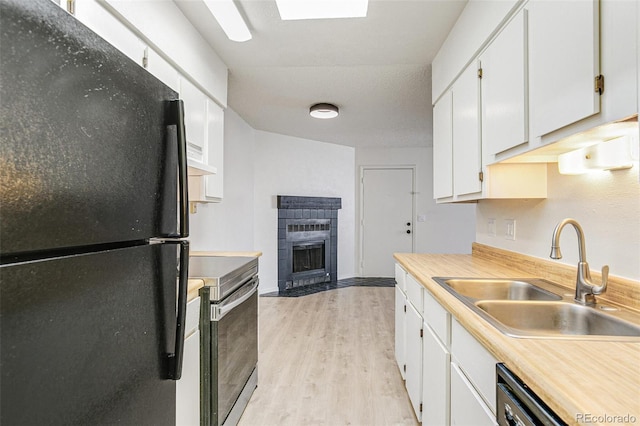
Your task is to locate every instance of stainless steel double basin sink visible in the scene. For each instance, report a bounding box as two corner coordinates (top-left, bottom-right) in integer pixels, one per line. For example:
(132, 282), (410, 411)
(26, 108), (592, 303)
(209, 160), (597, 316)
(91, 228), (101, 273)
(432, 277), (640, 340)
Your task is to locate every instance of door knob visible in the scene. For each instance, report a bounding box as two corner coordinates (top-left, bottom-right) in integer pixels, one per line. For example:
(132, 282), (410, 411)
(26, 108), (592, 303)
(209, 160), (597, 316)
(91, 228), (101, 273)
(406, 230), (411, 234)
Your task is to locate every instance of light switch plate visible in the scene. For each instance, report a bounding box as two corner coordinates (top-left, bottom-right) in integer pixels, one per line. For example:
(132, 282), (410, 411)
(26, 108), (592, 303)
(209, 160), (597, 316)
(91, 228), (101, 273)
(487, 219), (496, 237)
(505, 219), (516, 240)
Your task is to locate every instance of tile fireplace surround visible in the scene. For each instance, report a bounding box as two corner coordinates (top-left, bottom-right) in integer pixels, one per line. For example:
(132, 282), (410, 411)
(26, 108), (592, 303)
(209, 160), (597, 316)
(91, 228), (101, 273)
(277, 195), (341, 292)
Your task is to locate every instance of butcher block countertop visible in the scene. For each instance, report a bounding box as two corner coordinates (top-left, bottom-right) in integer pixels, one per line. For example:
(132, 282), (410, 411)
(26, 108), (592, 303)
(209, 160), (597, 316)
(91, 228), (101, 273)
(395, 243), (640, 426)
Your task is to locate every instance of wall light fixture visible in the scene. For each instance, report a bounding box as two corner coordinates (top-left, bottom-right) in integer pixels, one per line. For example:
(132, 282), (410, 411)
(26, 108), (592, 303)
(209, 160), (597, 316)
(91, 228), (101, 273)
(204, 0), (251, 42)
(557, 136), (634, 175)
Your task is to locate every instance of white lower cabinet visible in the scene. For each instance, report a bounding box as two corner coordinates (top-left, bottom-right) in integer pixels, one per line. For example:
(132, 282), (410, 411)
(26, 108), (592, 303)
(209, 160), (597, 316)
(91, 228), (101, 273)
(405, 302), (423, 421)
(451, 319), (498, 411)
(422, 324), (450, 426)
(394, 266), (499, 425)
(394, 285), (406, 380)
(450, 363), (497, 426)
(176, 296), (201, 426)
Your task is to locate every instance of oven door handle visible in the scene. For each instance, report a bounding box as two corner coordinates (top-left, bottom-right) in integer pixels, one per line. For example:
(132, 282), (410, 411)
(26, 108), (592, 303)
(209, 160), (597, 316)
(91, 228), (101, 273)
(212, 277), (259, 321)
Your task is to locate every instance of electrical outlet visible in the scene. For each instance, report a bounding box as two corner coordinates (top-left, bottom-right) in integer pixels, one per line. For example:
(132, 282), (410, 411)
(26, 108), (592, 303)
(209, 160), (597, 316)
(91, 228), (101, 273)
(505, 219), (516, 240)
(487, 218), (496, 237)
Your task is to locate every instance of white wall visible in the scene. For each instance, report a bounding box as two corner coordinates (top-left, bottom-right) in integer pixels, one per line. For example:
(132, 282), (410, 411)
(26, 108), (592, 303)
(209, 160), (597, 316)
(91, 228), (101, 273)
(253, 132), (356, 294)
(476, 165), (640, 281)
(355, 146), (476, 265)
(189, 109), (255, 251)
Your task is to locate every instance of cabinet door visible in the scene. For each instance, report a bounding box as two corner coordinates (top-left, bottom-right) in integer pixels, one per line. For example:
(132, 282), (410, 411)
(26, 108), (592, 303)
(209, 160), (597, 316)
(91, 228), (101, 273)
(406, 303), (423, 422)
(394, 285), (406, 380)
(145, 47), (179, 92)
(176, 297), (200, 425)
(452, 62), (482, 197)
(180, 77), (207, 163)
(204, 99), (224, 200)
(528, 0), (600, 138)
(450, 363), (496, 426)
(433, 91), (453, 199)
(73, 0), (145, 66)
(451, 319), (497, 411)
(176, 330), (200, 426)
(481, 9), (528, 158)
(422, 324), (450, 426)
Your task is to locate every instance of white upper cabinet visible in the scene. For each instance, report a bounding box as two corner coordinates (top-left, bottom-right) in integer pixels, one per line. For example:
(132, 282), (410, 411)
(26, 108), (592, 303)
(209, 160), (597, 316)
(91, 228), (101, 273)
(72, 0), (145, 67)
(481, 9), (528, 159)
(452, 61), (482, 197)
(204, 99), (225, 201)
(432, 0), (520, 103)
(180, 77), (208, 165)
(432, 57), (547, 204)
(144, 47), (179, 93)
(433, 91), (453, 200)
(102, 0), (228, 108)
(528, 0), (600, 139)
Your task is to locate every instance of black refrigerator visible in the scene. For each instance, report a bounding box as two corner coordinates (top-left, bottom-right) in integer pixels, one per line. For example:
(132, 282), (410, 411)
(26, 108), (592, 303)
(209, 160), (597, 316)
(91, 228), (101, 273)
(0, 0), (190, 424)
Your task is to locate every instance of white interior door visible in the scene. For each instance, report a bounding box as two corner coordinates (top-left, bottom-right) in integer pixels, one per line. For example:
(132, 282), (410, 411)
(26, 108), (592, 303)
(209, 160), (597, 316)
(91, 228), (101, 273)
(361, 167), (414, 277)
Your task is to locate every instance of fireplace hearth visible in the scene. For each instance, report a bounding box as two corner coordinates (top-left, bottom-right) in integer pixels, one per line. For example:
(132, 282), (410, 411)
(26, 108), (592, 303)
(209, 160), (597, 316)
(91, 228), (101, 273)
(277, 196), (341, 292)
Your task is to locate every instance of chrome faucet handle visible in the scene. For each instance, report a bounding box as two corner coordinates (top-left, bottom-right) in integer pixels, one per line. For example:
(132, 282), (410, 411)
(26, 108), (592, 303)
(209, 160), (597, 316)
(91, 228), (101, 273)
(593, 264), (609, 295)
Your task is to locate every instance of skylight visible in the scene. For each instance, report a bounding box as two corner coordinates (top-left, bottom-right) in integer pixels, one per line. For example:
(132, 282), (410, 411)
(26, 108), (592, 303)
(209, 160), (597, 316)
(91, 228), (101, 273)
(275, 0), (369, 20)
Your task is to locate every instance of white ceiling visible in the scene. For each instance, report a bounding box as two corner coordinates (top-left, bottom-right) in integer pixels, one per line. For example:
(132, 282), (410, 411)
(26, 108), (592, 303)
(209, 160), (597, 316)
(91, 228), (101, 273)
(175, 0), (467, 148)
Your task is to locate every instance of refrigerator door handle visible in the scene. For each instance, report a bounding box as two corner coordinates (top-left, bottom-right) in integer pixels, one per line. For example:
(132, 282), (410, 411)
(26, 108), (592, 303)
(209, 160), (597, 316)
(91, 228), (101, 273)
(167, 240), (189, 380)
(167, 100), (189, 238)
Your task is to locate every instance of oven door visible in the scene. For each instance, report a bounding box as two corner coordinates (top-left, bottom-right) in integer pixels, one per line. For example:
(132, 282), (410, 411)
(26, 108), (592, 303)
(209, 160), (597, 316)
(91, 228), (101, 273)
(211, 276), (259, 426)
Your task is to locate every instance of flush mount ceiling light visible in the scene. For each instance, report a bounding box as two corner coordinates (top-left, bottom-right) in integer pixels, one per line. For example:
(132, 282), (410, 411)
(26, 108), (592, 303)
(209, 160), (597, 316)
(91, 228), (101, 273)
(309, 103), (339, 119)
(203, 0), (252, 42)
(276, 0), (368, 20)
(557, 136), (634, 175)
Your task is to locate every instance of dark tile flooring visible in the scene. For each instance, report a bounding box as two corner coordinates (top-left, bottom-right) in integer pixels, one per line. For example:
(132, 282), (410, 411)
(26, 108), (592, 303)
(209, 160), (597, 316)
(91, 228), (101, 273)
(261, 277), (396, 297)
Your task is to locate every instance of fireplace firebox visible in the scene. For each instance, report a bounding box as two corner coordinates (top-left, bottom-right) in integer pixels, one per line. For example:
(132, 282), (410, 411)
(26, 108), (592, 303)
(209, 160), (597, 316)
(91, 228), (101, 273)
(277, 196), (341, 292)
(293, 243), (325, 274)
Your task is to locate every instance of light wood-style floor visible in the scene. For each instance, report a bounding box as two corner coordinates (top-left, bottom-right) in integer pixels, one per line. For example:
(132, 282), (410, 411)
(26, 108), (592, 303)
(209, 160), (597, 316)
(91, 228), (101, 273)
(238, 286), (419, 426)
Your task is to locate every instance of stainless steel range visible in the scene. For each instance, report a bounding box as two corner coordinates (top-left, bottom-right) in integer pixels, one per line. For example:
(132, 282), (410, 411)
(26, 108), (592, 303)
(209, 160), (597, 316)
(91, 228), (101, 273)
(189, 256), (259, 426)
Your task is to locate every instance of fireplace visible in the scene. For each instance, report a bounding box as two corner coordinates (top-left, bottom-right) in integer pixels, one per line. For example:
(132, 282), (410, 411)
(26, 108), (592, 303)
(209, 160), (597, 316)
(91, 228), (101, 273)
(277, 196), (341, 292)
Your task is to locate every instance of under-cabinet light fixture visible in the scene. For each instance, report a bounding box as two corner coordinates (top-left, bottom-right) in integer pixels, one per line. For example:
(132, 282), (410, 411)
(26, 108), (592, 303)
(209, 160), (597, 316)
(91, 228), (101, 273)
(204, 0), (252, 42)
(309, 103), (339, 119)
(557, 136), (634, 175)
(276, 0), (368, 20)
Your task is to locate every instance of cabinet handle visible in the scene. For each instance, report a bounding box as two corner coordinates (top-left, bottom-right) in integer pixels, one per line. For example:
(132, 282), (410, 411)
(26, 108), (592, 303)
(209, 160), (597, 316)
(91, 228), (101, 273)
(167, 100), (189, 238)
(167, 240), (189, 380)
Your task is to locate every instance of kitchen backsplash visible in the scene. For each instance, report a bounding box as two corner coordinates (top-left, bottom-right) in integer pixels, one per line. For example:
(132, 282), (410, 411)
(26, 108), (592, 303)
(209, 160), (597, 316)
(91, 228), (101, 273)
(476, 164), (640, 282)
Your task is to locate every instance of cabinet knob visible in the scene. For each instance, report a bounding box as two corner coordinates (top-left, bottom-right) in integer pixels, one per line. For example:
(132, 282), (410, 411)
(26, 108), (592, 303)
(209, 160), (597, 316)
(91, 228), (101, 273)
(406, 222), (411, 226)
(406, 230), (411, 234)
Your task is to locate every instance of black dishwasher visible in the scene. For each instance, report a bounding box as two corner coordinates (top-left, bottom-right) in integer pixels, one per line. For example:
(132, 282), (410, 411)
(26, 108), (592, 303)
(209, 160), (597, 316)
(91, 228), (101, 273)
(496, 363), (567, 426)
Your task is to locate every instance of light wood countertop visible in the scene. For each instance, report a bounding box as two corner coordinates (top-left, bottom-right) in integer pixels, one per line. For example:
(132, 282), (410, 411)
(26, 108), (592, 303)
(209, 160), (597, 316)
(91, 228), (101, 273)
(395, 244), (640, 426)
(187, 278), (204, 302)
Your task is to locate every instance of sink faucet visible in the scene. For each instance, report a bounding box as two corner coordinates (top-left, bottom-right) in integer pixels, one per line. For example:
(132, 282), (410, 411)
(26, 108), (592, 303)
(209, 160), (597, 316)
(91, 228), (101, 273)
(550, 218), (608, 306)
